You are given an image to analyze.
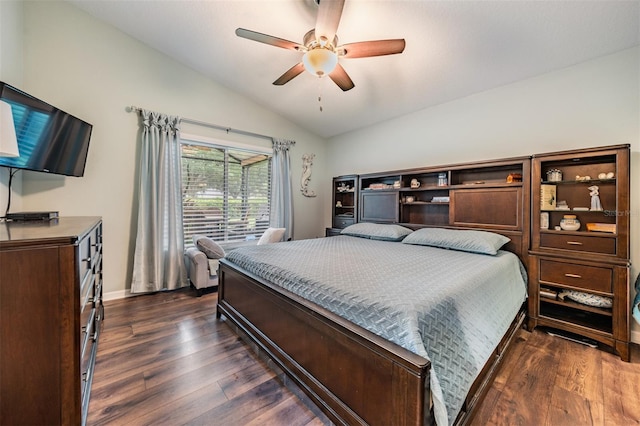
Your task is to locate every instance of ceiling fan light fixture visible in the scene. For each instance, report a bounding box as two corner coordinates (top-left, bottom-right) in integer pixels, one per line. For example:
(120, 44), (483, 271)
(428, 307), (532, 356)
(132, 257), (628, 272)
(302, 48), (338, 77)
(235, 0), (404, 92)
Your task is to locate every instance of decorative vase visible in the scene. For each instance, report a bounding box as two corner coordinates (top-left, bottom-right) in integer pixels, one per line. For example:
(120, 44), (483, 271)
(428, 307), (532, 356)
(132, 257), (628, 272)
(560, 214), (580, 231)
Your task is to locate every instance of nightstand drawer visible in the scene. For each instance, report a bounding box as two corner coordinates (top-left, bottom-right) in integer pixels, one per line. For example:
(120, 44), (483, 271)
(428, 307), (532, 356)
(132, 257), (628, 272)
(540, 259), (612, 293)
(540, 233), (616, 255)
(325, 228), (342, 237)
(333, 217), (355, 228)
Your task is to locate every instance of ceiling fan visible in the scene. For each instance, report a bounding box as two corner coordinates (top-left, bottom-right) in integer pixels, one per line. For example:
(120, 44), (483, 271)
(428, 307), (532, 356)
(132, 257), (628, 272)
(235, 0), (405, 92)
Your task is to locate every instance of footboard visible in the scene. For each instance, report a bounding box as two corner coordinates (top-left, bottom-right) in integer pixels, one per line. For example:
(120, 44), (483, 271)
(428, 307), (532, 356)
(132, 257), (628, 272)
(217, 259), (433, 425)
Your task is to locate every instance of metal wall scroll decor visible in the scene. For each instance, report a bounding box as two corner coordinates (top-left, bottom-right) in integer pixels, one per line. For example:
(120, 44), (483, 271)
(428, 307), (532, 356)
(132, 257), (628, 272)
(301, 153), (317, 197)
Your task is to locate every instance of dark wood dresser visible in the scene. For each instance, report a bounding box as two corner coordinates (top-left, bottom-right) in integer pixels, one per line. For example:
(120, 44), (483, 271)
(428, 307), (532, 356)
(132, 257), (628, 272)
(0, 216), (103, 425)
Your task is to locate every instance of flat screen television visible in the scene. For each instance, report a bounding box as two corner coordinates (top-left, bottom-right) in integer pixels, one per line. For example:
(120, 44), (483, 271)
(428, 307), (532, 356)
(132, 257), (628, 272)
(0, 82), (93, 177)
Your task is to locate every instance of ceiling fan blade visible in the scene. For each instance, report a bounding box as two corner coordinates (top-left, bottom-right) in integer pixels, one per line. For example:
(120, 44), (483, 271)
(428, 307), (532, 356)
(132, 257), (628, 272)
(236, 28), (303, 51)
(340, 39), (406, 58)
(315, 0), (345, 44)
(328, 63), (354, 91)
(273, 63), (306, 86)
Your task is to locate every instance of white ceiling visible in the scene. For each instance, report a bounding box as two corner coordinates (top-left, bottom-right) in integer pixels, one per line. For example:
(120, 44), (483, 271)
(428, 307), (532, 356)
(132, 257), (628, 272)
(68, 0), (639, 139)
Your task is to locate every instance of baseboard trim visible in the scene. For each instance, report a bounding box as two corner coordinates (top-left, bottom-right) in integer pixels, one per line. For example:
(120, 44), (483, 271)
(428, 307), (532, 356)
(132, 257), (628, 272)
(631, 328), (640, 345)
(103, 289), (133, 301)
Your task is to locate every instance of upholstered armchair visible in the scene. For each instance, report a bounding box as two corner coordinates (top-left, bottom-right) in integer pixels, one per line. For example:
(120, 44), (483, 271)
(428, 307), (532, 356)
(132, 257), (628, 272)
(184, 235), (226, 296)
(184, 229), (286, 296)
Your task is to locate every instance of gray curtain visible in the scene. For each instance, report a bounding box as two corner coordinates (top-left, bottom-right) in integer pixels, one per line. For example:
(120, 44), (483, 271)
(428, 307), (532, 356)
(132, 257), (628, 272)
(131, 110), (187, 293)
(270, 138), (295, 241)
(633, 273), (640, 326)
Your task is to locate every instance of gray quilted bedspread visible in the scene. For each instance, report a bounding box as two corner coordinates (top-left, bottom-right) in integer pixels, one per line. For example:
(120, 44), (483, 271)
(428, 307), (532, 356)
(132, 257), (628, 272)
(225, 236), (527, 425)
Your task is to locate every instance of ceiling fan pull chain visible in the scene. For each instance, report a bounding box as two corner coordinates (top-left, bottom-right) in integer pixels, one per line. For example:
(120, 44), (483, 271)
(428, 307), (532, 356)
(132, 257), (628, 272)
(318, 77), (323, 112)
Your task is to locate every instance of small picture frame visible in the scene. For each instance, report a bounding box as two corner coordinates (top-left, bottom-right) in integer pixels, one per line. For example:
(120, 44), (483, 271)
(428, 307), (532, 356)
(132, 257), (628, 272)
(540, 212), (549, 230)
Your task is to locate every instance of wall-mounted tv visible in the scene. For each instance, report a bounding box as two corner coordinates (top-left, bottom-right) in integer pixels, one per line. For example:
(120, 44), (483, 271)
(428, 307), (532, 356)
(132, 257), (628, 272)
(0, 82), (93, 177)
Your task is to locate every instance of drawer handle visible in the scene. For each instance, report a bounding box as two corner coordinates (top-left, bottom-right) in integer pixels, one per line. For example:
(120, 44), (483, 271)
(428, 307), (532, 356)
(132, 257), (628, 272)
(82, 372), (88, 382)
(565, 273), (582, 279)
(566, 241), (583, 246)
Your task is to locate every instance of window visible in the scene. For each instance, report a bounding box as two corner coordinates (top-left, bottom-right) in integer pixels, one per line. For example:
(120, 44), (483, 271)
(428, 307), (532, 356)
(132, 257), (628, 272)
(181, 137), (272, 247)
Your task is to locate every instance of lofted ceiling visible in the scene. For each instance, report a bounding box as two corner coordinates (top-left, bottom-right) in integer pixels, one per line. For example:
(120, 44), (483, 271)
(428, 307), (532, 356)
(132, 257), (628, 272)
(68, 0), (639, 139)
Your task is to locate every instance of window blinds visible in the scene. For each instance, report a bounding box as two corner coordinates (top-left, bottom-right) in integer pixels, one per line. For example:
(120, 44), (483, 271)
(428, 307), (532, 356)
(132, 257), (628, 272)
(181, 140), (272, 246)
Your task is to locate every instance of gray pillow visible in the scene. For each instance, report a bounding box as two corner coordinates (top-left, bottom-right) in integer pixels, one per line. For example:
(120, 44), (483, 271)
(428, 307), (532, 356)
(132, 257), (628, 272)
(340, 223), (413, 242)
(193, 235), (225, 259)
(402, 227), (509, 255)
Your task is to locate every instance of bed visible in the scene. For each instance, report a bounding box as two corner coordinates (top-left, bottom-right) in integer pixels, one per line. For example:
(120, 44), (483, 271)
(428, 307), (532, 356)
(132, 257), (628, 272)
(217, 225), (528, 425)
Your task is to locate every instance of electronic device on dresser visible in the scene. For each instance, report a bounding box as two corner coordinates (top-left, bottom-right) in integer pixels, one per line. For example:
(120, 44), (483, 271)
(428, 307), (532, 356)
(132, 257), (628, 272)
(5, 210), (59, 221)
(0, 217), (103, 425)
(528, 144), (630, 361)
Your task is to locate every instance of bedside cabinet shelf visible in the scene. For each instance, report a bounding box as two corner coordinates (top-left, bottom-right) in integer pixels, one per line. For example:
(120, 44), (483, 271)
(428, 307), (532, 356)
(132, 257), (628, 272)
(331, 175), (359, 231)
(540, 296), (613, 317)
(528, 144), (630, 361)
(538, 304), (613, 335)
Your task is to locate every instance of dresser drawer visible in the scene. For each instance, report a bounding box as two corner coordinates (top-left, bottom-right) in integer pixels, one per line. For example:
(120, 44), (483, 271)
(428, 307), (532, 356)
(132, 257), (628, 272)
(80, 271), (95, 312)
(539, 259), (612, 293)
(333, 217), (355, 229)
(78, 236), (93, 285)
(540, 233), (616, 255)
(80, 326), (95, 405)
(79, 226), (101, 278)
(80, 308), (95, 360)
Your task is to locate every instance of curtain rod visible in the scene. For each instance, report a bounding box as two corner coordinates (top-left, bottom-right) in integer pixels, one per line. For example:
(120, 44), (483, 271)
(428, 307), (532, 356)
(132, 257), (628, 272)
(126, 105), (275, 142)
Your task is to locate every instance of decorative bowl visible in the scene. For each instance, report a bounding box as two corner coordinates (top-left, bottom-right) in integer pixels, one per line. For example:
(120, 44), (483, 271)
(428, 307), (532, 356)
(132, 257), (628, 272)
(560, 215), (580, 231)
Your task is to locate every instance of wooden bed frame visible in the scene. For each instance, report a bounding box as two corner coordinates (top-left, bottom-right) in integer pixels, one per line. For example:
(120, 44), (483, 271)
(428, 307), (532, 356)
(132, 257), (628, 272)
(217, 259), (525, 425)
(217, 157), (530, 425)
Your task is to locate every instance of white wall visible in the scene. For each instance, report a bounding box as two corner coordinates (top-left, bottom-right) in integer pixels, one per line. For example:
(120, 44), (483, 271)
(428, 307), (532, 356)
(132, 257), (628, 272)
(0, 0), (23, 92)
(0, 0), (23, 215)
(15, 1), (328, 297)
(327, 47), (640, 342)
(327, 48), (638, 174)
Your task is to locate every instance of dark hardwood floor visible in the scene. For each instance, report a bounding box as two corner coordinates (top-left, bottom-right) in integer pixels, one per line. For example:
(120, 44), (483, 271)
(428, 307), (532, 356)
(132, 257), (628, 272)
(88, 288), (640, 425)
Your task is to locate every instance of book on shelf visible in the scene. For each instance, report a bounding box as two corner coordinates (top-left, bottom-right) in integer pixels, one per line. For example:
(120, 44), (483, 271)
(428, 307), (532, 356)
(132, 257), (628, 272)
(586, 223), (616, 233)
(540, 184), (557, 211)
(368, 183), (392, 190)
(431, 196), (450, 203)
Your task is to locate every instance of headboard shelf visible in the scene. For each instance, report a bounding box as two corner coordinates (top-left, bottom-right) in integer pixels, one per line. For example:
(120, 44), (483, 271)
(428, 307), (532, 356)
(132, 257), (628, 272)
(356, 156), (531, 260)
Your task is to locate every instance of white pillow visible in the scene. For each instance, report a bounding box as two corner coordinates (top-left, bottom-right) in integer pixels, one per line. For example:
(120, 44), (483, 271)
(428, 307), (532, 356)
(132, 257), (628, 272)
(257, 227), (286, 245)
